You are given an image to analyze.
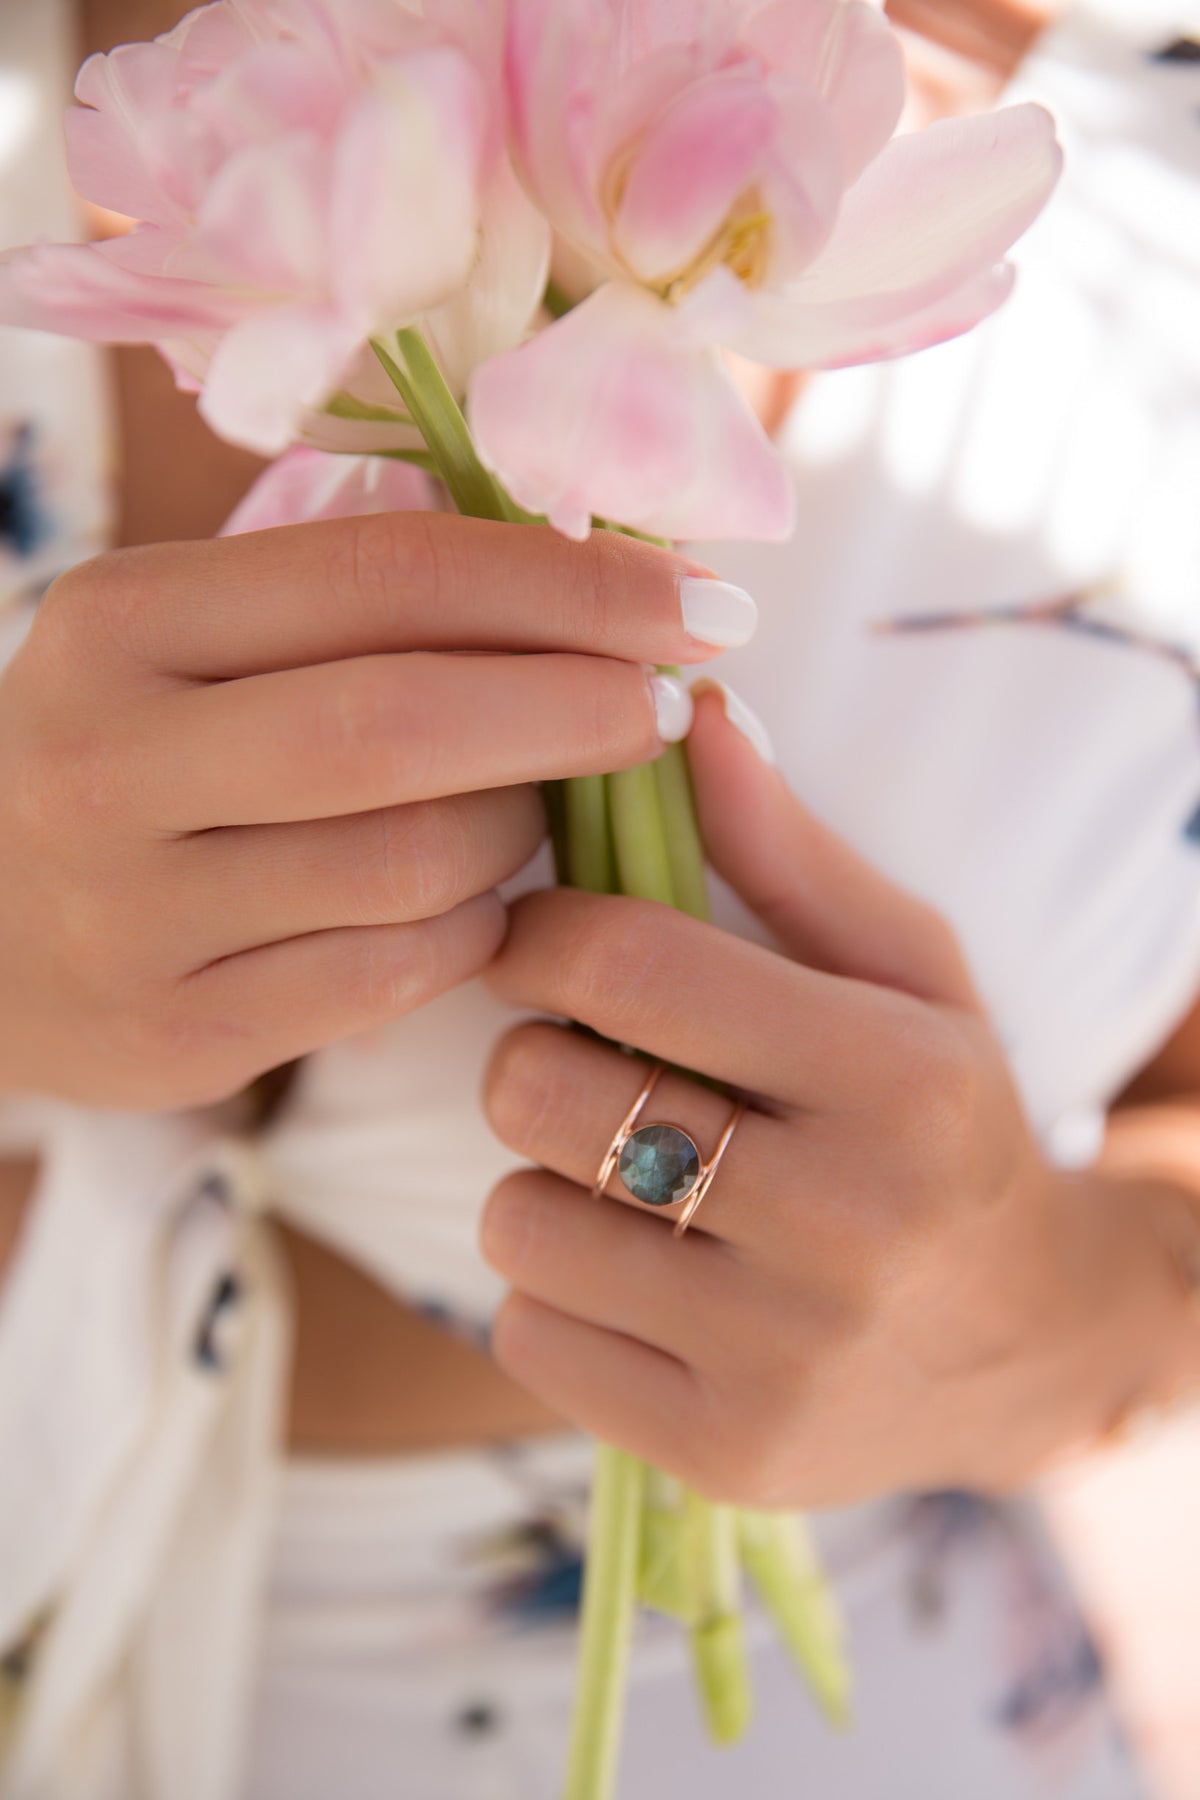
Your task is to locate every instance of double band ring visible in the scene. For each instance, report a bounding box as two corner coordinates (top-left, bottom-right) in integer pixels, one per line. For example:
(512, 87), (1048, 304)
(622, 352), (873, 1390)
(591, 1062), (746, 1238)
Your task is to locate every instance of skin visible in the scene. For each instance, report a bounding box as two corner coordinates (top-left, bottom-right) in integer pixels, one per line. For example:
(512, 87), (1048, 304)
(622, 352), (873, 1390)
(11, 0), (1200, 1488)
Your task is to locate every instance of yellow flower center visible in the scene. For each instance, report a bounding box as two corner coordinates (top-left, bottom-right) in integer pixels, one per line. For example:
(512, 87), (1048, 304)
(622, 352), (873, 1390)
(663, 195), (773, 302)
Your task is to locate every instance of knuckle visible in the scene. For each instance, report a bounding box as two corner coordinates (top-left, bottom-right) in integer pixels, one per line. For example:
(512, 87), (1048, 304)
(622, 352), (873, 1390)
(312, 660), (433, 793)
(11, 721), (129, 843)
(334, 509), (435, 616)
(557, 534), (616, 651)
(483, 1023), (558, 1152)
(351, 802), (463, 924)
(556, 899), (666, 1023)
(479, 1170), (540, 1277)
(881, 1009), (978, 1167)
(36, 547), (159, 666)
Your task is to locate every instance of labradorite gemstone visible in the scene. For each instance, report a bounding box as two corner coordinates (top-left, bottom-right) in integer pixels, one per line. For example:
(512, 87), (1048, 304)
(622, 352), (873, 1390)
(618, 1124), (701, 1207)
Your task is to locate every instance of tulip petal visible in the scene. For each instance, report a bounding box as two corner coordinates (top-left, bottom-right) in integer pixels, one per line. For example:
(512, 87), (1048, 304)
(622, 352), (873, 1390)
(64, 106), (183, 227)
(421, 155), (551, 398)
(813, 261), (1017, 369)
(219, 445), (434, 535)
(742, 0), (905, 184)
(330, 49), (485, 329)
(613, 71), (777, 285)
(0, 242), (245, 341)
(737, 103), (1061, 365)
(187, 133), (329, 291)
(469, 281), (794, 543)
(199, 306), (362, 454)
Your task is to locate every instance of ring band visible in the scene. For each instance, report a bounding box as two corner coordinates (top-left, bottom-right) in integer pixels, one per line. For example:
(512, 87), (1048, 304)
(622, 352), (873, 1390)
(591, 1061), (746, 1238)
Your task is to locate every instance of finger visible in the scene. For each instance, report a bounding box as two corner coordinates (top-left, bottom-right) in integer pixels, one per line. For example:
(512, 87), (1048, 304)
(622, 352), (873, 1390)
(490, 1291), (708, 1482)
(688, 682), (979, 1009)
(483, 1022), (788, 1246)
(174, 787), (544, 961)
(177, 891), (504, 1091)
(486, 888), (911, 1108)
(73, 513), (752, 678)
(142, 653), (688, 829)
(481, 1168), (754, 1368)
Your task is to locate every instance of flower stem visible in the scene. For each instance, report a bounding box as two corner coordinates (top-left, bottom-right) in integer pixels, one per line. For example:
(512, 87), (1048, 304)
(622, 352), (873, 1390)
(686, 1496), (754, 1746)
(563, 1448), (647, 1800)
(371, 329), (518, 524)
(607, 762), (676, 905)
(565, 775), (616, 894)
(738, 1511), (852, 1728)
(653, 738), (711, 925)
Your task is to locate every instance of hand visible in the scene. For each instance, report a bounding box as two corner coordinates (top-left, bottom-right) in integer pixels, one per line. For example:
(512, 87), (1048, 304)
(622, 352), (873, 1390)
(0, 516), (747, 1108)
(481, 686), (1185, 1505)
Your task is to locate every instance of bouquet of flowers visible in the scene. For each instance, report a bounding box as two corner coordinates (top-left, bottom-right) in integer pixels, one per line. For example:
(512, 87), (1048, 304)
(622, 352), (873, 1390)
(0, 2), (1060, 1793)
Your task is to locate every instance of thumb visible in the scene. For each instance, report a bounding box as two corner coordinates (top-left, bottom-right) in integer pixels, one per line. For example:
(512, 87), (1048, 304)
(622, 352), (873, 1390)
(687, 681), (979, 1010)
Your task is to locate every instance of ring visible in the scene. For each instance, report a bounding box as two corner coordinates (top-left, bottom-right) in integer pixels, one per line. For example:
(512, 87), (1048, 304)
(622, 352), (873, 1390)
(591, 1062), (747, 1239)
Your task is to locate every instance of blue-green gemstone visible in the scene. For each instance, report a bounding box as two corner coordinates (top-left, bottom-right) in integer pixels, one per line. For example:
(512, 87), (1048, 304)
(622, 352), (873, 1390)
(618, 1124), (701, 1207)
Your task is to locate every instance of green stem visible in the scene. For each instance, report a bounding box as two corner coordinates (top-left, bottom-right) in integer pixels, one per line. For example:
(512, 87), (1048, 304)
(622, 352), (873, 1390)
(738, 1511), (852, 1728)
(687, 1496), (754, 1746)
(370, 330), (518, 524)
(565, 775), (616, 894)
(653, 740), (711, 924)
(563, 1448), (646, 1800)
(607, 763), (676, 905)
(543, 780), (571, 886)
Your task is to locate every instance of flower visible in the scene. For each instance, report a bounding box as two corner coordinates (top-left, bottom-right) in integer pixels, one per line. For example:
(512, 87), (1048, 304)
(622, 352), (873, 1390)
(467, 0), (1063, 540)
(0, 0), (549, 457)
(218, 442), (436, 534)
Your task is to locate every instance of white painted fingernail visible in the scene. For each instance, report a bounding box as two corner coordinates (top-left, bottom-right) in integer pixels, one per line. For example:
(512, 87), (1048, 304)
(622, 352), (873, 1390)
(706, 679), (775, 764)
(679, 576), (759, 648)
(648, 670), (694, 743)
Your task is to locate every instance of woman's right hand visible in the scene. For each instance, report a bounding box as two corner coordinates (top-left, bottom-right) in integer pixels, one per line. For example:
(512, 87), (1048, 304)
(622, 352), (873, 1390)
(0, 513), (751, 1109)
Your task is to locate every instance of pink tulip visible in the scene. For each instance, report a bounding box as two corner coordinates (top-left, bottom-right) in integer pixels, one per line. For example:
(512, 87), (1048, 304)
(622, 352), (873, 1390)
(468, 0), (1063, 541)
(0, 0), (549, 458)
(218, 444), (437, 535)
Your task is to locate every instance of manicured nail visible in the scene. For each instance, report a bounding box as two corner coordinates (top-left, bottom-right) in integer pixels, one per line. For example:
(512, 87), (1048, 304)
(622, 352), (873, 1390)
(679, 576), (759, 648)
(696, 678), (775, 764)
(648, 670), (694, 743)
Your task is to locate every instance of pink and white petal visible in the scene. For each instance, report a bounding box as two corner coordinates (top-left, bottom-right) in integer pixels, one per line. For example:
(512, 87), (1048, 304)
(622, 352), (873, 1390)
(296, 408), (425, 458)
(187, 132), (329, 291)
(219, 445), (434, 535)
(198, 307), (362, 454)
(468, 281), (794, 542)
(786, 104), (1061, 317)
(757, 75), (845, 284)
(738, 258), (1015, 367)
(163, 1), (262, 84)
(191, 42), (350, 150)
(95, 224), (190, 277)
(741, 0), (906, 184)
(64, 105), (182, 226)
(504, 0), (617, 256)
(74, 39), (180, 118)
(0, 242), (242, 341)
(813, 262), (1017, 368)
(330, 50), (485, 330)
(613, 71), (778, 285)
(420, 156), (551, 398)
(673, 263), (757, 345)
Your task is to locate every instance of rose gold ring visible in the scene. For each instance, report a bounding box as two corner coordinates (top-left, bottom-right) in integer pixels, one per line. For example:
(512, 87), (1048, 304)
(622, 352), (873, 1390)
(591, 1061), (746, 1238)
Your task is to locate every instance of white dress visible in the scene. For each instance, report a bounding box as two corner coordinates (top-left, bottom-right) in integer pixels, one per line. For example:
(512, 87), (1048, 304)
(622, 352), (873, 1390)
(2, 2), (1198, 1795)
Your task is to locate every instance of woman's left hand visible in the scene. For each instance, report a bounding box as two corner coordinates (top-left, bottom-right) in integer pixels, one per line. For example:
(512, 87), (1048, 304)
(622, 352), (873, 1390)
(482, 686), (1186, 1506)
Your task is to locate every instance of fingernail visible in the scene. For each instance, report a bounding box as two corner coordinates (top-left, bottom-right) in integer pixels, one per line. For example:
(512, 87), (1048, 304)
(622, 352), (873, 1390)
(679, 576), (759, 648)
(647, 670), (694, 743)
(696, 678), (776, 764)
